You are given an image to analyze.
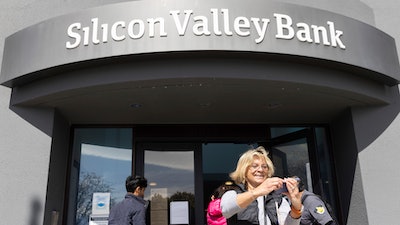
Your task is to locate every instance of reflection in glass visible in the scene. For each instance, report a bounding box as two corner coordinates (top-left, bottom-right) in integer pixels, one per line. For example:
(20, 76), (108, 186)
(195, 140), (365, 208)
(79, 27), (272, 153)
(271, 138), (311, 190)
(270, 127), (305, 138)
(144, 150), (194, 225)
(72, 128), (132, 225)
(80, 144), (132, 200)
(202, 143), (254, 175)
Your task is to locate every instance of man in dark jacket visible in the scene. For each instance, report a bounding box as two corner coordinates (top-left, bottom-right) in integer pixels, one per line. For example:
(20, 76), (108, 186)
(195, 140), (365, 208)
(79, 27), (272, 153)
(108, 175), (149, 225)
(294, 177), (337, 225)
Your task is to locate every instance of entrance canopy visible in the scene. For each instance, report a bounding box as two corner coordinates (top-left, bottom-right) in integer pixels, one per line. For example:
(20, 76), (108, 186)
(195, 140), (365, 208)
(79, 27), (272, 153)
(1, 0), (399, 87)
(1, 0), (399, 125)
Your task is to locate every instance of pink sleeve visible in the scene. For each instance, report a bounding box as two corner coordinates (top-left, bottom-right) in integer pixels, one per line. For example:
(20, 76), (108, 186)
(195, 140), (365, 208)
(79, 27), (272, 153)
(207, 199), (223, 217)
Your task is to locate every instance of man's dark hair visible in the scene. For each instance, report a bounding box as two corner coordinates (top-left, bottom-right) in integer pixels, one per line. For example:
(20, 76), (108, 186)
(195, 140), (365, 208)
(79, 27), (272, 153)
(289, 175), (306, 192)
(125, 175), (147, 192)
(297, 177), (306, 192)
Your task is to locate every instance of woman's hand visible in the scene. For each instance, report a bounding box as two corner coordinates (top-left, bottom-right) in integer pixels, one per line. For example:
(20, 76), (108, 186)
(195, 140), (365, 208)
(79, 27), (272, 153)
(236, 177), (284, 209)
(283, 178), (302, 211)
(253, 177), (284, 197)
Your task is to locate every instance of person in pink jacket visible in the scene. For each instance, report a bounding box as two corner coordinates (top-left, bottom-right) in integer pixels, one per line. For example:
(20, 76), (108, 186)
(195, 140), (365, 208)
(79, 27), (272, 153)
(207, 182), (236, 225)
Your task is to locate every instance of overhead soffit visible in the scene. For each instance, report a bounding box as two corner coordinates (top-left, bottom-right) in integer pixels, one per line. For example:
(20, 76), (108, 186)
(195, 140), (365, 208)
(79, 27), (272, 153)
(2, 0), (400, 124)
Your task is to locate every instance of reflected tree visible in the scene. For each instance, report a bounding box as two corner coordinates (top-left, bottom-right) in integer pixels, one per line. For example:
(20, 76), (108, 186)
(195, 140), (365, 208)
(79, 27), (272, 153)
(169, 192), (196, 225)
(76, 172), (114, 225)
(169, 191), (195, 207)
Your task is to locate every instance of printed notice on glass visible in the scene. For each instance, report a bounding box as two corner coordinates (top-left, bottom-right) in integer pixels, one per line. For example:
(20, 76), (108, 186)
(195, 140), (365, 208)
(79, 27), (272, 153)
(92, 192), (110, 215)
(170, 201), (189, 224)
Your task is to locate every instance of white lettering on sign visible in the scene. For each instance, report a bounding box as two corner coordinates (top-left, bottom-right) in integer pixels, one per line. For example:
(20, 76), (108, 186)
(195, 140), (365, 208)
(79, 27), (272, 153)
(66, 8), (346, 50)
(274, 13), (345, 49)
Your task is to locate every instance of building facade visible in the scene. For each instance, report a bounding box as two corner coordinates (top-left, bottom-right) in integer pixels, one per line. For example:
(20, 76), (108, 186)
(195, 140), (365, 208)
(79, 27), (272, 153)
(1, 0), (399, 225)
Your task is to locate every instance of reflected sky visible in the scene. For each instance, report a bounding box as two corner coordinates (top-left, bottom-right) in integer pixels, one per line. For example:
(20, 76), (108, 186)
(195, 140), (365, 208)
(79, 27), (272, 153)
(144, 150), (194, 199)
(82, 144), (131, 161)
(82, 144), (194, 171)
(145, 150), (194, 171)
(81, 144), (132, 202)
(79, 143), (256, 203)
(80, 144), (195, 202)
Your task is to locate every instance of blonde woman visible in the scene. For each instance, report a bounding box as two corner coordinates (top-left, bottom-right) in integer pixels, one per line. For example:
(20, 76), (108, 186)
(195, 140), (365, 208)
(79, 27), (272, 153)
(221, 146), (302, 225)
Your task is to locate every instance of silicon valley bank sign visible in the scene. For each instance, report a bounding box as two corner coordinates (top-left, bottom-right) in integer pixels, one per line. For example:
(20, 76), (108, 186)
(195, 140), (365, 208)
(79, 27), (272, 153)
(66, 9), (346, 49)
(2, 0), (399, 86)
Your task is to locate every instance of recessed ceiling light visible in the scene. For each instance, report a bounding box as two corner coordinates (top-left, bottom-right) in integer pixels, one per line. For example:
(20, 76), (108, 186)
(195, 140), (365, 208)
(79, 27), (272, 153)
(199, 103), (211, 108)
(266, 103), (282, 109)
(130, 103), (143, 108)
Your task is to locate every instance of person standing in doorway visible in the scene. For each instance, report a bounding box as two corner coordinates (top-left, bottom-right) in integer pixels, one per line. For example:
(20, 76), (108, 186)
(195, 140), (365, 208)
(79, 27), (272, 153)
(207, 181), (238, 225)
(292, 176), (337, 225)
(108, 175), (149, 225)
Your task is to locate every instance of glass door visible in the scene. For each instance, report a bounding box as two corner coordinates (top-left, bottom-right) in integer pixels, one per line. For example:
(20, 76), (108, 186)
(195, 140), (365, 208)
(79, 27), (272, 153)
(267, 128), (316, 192)
(69, 128), (133, 225)
(266, 127), (338, 221)
(135, 143), (202, 225)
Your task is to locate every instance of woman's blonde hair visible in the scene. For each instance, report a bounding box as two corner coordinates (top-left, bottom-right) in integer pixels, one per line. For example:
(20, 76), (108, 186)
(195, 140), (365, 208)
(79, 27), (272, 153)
(229, 146), (275, 185)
